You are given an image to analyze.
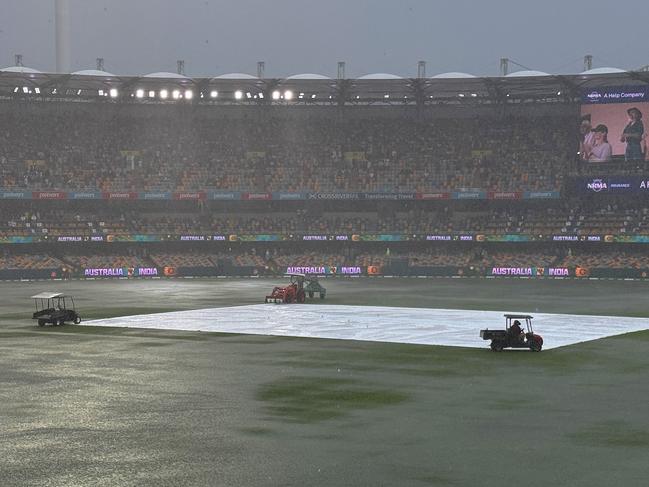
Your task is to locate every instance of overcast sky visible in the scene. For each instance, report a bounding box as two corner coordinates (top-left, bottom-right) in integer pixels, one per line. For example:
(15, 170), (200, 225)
(1, 0), (648, 77)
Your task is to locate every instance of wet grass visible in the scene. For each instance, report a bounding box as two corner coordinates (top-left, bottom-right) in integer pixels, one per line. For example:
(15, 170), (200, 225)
(257, 376), (409, 423)
(569, 420), (649, 448)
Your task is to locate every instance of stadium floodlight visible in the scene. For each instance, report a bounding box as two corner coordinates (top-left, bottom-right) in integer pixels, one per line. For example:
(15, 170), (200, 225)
(136, 89), (145, 98)
(52, 88), (58, 95)
(458, 93), (465, 98)
(14, 87), (19, 93)
(384, 94), (390, 99)
(234, 90), (243, 100)
(210, 90), (218, 98)
(34, 87), (40, 94)
(284, 90), (293, 100)
(109, 88), (118, 98)
(160, 89), (169, 99)
(172, 90), (181, 99)
(557, 91), (562, 96)
(272, 90), (280, 100)
(246, 92), (252, 99)
(311, 94), (316, 99)
(185, 90), (193, 100)
(77, 89), (82, 95)
(258, 92), (264, 99)
(23, 86), (30, 94)
(471, 93), (477, 97)
(148, 90), (156, 98)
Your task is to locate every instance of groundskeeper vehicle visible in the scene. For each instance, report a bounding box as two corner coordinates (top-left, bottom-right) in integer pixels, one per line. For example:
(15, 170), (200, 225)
(480, 314), (543, 352)
(303, 274), (326, 299)
(265, 273), (327, 303)
(31, 292), (81, 326)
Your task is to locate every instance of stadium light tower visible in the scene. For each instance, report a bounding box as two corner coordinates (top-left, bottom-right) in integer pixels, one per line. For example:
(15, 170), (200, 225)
(177, 60), (185, 76)
(96, 58), (105, 71)
(500, 58), (509, 76)
(15, 54), (24, 67)
(583, 55), (593, 72)
(55, 0), (71, 73)
(417, 61), (426, 79)
(337, 62), (346, 80)
(257, 61), (265, 79)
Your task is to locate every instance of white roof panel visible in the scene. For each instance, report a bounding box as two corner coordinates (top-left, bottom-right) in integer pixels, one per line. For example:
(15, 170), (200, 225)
(581, 67), (626, 75)
(431, 72), (476, 79)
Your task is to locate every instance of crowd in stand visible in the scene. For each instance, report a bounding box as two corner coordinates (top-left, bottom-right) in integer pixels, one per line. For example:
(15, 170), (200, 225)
(4, 203), (649, 238)
(0, 103), (575, 193)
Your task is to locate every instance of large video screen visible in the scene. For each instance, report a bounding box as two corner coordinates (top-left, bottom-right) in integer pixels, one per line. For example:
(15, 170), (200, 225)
(580, 86), (649, 162)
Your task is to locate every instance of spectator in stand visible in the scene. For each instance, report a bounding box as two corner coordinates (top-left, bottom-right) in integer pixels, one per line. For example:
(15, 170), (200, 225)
(621, 107), (644, 162)
(587, 125), (612, 162)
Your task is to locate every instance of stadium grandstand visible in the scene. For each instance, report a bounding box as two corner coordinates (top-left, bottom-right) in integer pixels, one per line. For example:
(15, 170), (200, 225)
(2, 67), (649, 280)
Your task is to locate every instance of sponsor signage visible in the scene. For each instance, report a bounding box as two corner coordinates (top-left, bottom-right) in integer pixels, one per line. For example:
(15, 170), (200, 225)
(173, 192), (205, 200)
(140, 192), (171, 200)
(69, 191), (101, 199)
(0, 191), (29, 199)
(0, 236), (34, 243)
(209, 191), (240, 200)
(582, 86), (649, 104)
(180, 235), (207, 241)
(272, 192), (306, 200)
(363, 192), (416, 200)
(490, 267), (570, 277)
(453, 191), (486, 199)
(575, 176), (649, 194)
(84, 267), (159, 277)
(284, 266), (364, 275)
(488, 191), (522, 200)
(242, 192), (272, 201)
(308, 192), (361, 200)
(102, 192), (138, 200)
(33, 191), (67, 200)
(56, 236), (83, 242)
(302, 235), (328, 241)
(524, 191), (560, 199)
(416, 192), (451, 200)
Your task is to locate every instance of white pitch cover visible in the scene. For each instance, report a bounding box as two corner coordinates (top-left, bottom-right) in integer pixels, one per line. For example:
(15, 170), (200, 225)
(83, 305), (649, 350)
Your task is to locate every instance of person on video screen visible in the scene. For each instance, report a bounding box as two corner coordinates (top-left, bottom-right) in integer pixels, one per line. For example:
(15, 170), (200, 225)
(587, 124), (612, 162)
(621, 107), (644, 161)
(580, 115), (595, 161)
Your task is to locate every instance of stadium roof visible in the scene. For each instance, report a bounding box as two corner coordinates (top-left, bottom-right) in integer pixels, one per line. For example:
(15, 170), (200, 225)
(581, 67), (626, 75)
(431, 72), (476, 79)
(505, 70), (551, 77)
(212, 73), (258, 79)
(1, 65), (42, 74)
(357, 73), (403, 80)
(1, 69), (648, 104)
(287, 73), (332, 80)
(143, 71), (190, 79)
(72, 69), (117, 77)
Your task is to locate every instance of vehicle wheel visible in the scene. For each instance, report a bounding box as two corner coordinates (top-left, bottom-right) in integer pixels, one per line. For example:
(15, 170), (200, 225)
(530, 340), (542, 352)
(490, 341), (504, 352)
(74, 316), (81, 324)
(308, 292), (314, 299)
(297, 290), (306, 303)
(38, 319), (46, 327)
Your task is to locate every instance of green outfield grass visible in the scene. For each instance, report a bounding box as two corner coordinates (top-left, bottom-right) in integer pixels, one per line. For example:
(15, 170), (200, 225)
(1, 278), (648, 486)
